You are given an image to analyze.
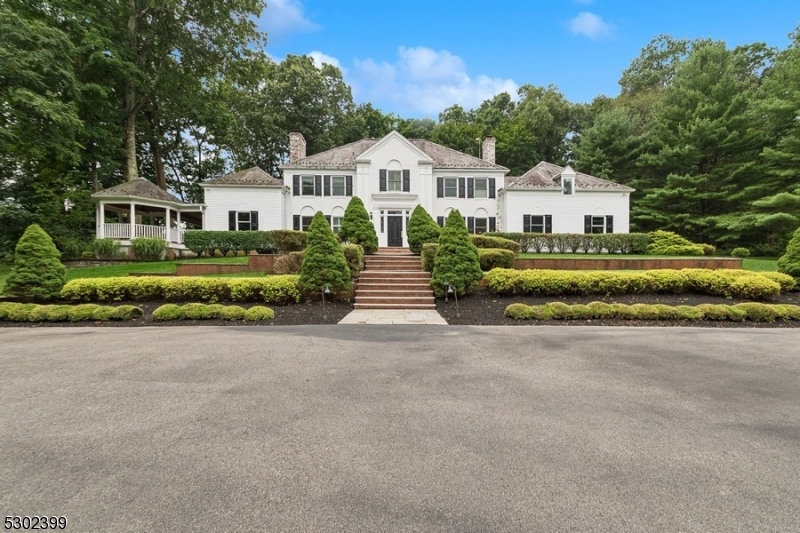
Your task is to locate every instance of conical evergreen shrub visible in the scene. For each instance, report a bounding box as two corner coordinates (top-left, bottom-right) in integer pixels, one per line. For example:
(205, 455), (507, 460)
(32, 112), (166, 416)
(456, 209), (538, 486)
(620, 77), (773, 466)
(338, 196), (378, 254)
(299, 211), (351, 297)
(431, 209), (482, 297)
(5, 223), (67, 300)
(778, 226), (800, 278)
(407, 204), (441, 255)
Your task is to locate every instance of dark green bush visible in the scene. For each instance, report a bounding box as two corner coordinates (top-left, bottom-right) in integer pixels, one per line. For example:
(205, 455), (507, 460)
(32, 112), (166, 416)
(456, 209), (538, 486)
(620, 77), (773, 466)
(777, 226), (800, 278)
(646, 231), (704, 256)
(700, 244), (717, 256)
(183, 231), (276, 256)
(4, 224), (66, 300)
(421, 243), (437, 272)
(478, 248), (516, 271)
(299, 212), (351, 297)
(130, 237), (167, 260)
(338, 196), (378, 254)
(59, 238), (90, 259)
(431, 210), (483, 297)
(470, 235), (521, 254)
(342, 243), (364, 277)
(92, 238), (121, 259)
(731, 247), (750, 258)
(269, 230), (305, 253)
(406, 205), (441, 254)
(273, 251), (304, 274)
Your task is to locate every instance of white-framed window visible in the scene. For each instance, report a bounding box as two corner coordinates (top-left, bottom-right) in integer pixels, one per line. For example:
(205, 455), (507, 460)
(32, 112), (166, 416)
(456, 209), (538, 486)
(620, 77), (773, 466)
(237, 211), (251, 231)
(474, 178), (488, 198)
(332, 216), (343, 234)
(591, 216), (605, 234)
(474, 218), (488, 234)
(332, 176), (346, 196)
(530, 215), (545, 233)
(301, 216), (314, 231)
(301, 175), (315, 196)
(387, 170), (402, 191)
(563, 178), (574, 195)
(444, 177), (458, 198)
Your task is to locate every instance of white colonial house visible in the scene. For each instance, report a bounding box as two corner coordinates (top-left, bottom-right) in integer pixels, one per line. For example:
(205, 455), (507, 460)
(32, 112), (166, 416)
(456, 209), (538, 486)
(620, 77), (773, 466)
(93, 130), (633, 250)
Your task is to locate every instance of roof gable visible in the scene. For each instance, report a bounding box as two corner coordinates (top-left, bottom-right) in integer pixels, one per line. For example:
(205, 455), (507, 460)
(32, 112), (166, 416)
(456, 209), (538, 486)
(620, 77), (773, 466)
(505, 162), (634, 192)
(356, 130), (434, 163)
(203, 167), (282, 186)
(92, 178), (183, 203)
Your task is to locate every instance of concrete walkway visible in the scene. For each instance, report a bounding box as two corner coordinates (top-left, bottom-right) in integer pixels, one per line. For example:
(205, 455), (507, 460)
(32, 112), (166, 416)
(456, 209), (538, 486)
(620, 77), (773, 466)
(338, 309), (448, 325)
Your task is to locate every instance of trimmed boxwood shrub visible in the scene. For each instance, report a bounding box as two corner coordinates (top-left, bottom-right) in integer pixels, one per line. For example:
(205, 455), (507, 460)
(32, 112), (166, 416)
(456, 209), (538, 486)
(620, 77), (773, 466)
(421, 243), (437, 272)
(484, 232), (650, 254)
(61, 275), (301, 304)
(183, 230), (277, 257)
(152, 304), (183, 321)
(299, 212), (351, 297)
(431, 209), (483, 298)
(5, 224), (67, 300)
(484, 268), (783, 300)
(130, 237), (168, 260)
(269, 230), (305, 254)
(338, 196), (378, 254)
(478, 248), (516, 271)
(0, 303), (143, 322)
(731, 247), (750, 258)
(778, 226), (800, 278)
(759, 272), (796, 292)
(470, 235), (521, 254)
(151, 303), (274, 321)
(646, 231), (704, 256)
(92, 238), (122, 259)
(244, 306), (275, 321)
(273, 251), (304, 274)
(406, 205), (441, 255)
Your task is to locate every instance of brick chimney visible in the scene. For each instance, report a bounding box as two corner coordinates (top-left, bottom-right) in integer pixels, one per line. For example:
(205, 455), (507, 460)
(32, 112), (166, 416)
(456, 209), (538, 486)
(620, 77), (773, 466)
(289, 132), (307, 162)
(482, 137), (496, 164)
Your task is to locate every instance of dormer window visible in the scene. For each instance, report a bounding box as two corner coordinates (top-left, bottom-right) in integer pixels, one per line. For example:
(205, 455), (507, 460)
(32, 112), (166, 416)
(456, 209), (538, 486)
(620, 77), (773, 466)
(563, 177), (574, 195)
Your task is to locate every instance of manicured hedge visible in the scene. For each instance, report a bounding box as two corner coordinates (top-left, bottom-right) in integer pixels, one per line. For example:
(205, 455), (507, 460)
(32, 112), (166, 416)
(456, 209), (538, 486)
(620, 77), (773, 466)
(183, 230), (277, 256)
(152, 303), (274, 321)
(478, 248), (516, 271)
(470, 235), (521, 254)
(269, 230), (306, 254)
(484, 232), (650, 254)
(484, 268), (785, 300)
(61, 275), (301, 304)
(759, 271), (796, 292)
(421, 243), (438, 272)
(504, 301), (800, 322)
(0, 302), (143, 322)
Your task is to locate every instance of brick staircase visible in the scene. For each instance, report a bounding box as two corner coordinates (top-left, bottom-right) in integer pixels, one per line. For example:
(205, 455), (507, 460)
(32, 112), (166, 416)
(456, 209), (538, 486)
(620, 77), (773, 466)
(354, 248), (435, 309)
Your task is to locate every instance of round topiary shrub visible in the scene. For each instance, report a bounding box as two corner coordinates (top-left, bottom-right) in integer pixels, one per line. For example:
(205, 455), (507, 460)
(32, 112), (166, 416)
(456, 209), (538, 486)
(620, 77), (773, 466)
(244, 306), (275, 321)
(431, 209), (483, 298)
(338, 196), (378, 254)
(406, 205), (441, 255)
(221, 305), (247, 320)
(299, 211), (351, 297)
(5, 224), (67, 300)
(777, 226), (800, 278)
(153, 304), (183, 321)
(731, 247), (750, 258)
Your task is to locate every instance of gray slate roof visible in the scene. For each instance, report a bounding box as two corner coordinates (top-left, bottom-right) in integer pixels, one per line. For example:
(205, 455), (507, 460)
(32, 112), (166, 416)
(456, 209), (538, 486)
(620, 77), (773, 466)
(92, 178), (183, 203)
(203, 166), (283, 186)
(282, 137), (508, 171)
(504, 162), (634, 192)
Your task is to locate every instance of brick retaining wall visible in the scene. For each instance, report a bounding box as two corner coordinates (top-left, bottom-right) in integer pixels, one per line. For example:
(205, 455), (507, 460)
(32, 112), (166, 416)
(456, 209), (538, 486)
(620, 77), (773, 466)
(513, 257), (743, 270)
(175, 263), (252, 276)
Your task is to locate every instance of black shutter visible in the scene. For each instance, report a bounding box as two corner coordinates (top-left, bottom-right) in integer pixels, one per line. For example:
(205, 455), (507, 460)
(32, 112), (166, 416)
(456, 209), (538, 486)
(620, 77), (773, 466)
(293, 175), (300, 196)
(458, 177), (466, 198)
(467, 178), (474, 198)
(402, 169), (410, 192)
(467, 217), (475, 233)
(379, 169), (387, 192)
(293, 215), (300, 231)
(437, 216), (444, 227)
(323, 175), (331, 196)
(325, 215), (331, 227)
(228, 211), (236, 231)
(345, 176), (353, 196)
(488, 178), (496, 199)
(523, 214), (531, 233)
(314, 175), (322, 196)
(606, 215), (614, 234)
(250, 211), (259, 231)
(584, 215), (592, 234)
(544, 215), (552, 234)
(437, 177), (444, 198)
(489, 217), (496, 232)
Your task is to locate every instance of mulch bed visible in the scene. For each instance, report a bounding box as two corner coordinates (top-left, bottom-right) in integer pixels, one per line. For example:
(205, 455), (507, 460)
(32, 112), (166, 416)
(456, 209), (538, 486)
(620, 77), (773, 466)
(2, 290), (799, 328)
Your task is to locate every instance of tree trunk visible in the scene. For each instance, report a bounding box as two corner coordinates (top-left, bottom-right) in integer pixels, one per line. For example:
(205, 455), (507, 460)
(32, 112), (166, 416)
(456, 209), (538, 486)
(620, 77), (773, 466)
(152, 139), (167, 189)
(124, 0), (139, 181)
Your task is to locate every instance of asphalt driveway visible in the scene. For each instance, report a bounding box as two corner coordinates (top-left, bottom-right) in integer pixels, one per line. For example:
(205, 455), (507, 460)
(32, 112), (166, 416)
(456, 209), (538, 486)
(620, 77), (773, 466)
(1, 326), (798, 532)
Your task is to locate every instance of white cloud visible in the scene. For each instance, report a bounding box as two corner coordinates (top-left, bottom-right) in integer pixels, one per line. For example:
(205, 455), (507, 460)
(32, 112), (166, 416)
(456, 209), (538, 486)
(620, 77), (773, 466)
(351, 46), (518, 116)
(308, 51), (343, 72)
(259, 0), (318, 42)
(569, 12), (612, 40)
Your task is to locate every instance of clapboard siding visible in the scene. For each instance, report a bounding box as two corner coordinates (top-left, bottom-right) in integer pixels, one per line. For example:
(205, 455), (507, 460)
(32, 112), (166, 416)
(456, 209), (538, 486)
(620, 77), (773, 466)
(502, 190), (630, 233)
(203, 187), (283, 231)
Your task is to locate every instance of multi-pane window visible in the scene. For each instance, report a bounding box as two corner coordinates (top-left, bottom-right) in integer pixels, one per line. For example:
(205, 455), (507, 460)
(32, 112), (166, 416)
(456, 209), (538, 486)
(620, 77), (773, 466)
(591, 216), (605, 234)
(530, 216), (545, 233)
(237, 212), (251, 231)
(301, 176), (315, 196)
(563, 178), (574, 195)
(474, 218), (488, 234)
(444, 177), (458, 198)
(332, 216), (343, 234)
(387, 170), (402, 191)
(301, 216), (314, 231)
(332, 176), (346, 196)
(474, 178), (488, 198)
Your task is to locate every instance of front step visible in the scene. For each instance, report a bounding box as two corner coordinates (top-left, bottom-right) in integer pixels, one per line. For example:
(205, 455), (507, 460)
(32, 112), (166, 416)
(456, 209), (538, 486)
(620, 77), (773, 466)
(356, 289), (434, 297)
(355, 249), (435, 310)
(354, 303), (436, 310)
(355, 296), (435, 305)
(358, 272), (430, 280)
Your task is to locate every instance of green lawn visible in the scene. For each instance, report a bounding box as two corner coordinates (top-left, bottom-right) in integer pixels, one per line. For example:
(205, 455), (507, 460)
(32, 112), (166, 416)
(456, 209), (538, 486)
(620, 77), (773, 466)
(65, 256), (248, 281)
(742, 257), (779, 272)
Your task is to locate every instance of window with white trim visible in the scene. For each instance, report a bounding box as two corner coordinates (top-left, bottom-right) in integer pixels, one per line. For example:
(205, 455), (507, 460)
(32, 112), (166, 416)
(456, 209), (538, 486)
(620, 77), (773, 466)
(444, 177), (458, 198)
(474, 218), (488, 234)
(474, 178), (488, 198)
(301, 216), (313, 231)
(591, 216), (606, 234)
(530, 216), (545, 233)
(563, 178), (574, 195)
(301, 175), (315, 196)
(332, 176), (346, 196)
(332, 216), (343, 234)
(387, 170), (402, 191)
(237, 212), (251, 231)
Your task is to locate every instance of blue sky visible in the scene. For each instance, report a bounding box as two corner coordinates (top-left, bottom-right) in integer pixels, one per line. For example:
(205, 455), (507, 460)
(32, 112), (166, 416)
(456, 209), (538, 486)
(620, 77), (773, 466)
(258, 0), (800, 118)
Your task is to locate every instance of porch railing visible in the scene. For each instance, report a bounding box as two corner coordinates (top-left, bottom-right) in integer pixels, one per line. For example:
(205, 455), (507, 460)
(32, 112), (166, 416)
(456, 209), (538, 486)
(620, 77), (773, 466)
(103, 223), (183, 243)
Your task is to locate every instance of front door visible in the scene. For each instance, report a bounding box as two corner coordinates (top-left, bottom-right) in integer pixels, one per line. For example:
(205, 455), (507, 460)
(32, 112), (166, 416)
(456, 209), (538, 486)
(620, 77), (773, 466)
(387, 216), (403, 247)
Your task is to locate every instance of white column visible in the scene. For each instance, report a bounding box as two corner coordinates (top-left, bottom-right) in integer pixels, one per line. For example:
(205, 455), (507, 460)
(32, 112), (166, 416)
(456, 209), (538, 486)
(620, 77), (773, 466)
(176, 211), (182, 244)
(165, 207), (171, 241)
(130, 203), (136, 240)
(99, 202), (105, 238)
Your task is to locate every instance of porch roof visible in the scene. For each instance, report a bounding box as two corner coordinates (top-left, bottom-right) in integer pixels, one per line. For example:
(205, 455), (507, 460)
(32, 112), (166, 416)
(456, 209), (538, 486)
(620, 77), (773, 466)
(92, 178), (203, 209)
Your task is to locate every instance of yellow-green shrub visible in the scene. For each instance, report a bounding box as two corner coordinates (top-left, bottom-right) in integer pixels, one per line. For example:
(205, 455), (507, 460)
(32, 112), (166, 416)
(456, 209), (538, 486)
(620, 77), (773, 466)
(152, 304), (183, 321)
(732, 303), (780, 322)
(244, 306), (275, 321)
(759, 272), (796, 292)
(0, 302), (141, 322)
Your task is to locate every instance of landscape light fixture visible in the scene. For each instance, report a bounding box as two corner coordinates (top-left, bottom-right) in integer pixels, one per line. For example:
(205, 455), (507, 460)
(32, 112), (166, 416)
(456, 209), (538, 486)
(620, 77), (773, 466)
(322, 284), (331, 321)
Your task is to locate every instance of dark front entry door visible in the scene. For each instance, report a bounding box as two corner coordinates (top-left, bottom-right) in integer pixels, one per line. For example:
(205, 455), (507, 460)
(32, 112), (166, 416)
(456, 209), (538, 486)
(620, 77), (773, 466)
(387, 216), (403, 247)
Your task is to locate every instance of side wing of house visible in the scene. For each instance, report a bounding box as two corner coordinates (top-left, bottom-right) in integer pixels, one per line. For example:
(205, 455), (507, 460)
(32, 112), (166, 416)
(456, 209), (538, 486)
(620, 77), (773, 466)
(203, 186), (284, 231)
